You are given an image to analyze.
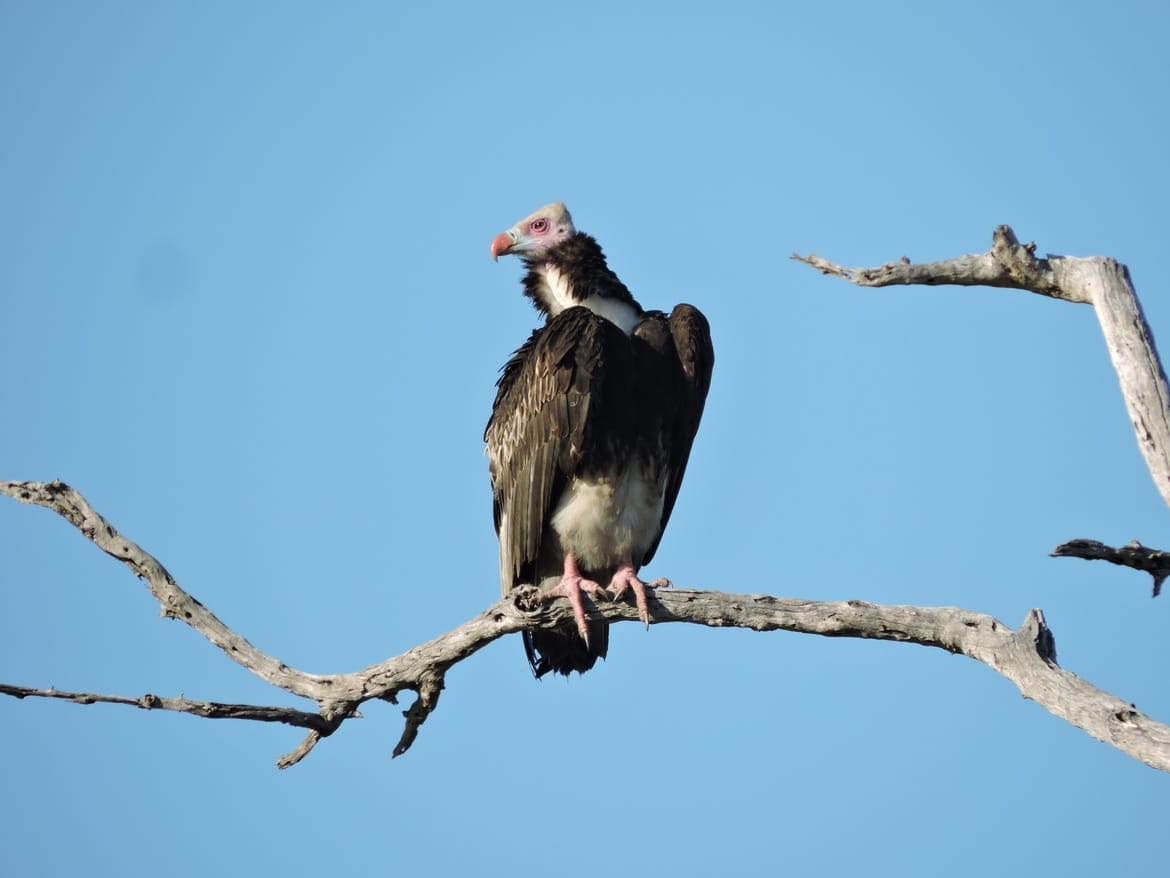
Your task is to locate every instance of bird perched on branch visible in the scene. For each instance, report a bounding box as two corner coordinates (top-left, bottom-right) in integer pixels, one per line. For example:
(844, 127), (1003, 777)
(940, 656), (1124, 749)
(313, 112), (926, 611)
(485, 202), (714, 677)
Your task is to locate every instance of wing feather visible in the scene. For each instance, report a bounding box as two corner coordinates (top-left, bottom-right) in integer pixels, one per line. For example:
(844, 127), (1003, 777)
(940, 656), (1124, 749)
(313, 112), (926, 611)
(639, 303), (714, 565)
(485, 307), (630, 595)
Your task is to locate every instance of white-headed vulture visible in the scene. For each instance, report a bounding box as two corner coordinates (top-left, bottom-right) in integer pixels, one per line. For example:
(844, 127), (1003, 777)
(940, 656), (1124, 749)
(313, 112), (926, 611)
(486, 203), (713, 677)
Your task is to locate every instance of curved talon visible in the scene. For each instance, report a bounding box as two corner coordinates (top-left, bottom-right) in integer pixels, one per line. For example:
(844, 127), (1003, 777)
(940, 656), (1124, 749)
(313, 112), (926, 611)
(607, 564), (660, 628)
(535, 558), (665, 642)
(535, 556), (603, 645)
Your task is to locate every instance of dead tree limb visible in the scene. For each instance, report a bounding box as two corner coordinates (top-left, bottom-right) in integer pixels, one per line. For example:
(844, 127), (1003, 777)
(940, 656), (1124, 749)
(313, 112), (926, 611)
(3, 479), (1168, 772)
(1052, 539), (1170, 597)
(794, 227), (1170, 593)
(794, 226), (1170, 509)
(0, 683), (329, 730)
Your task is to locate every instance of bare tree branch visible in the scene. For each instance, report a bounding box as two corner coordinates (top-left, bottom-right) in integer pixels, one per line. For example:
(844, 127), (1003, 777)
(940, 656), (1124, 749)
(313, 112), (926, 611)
(1052, 539), (1170, 597)
(793, 230), (1075, 300)
(793, 225), (1170, 510)
(3, 479), (1169, 772)
(0, 479), (336, 699)
(0, 683), (328, 729)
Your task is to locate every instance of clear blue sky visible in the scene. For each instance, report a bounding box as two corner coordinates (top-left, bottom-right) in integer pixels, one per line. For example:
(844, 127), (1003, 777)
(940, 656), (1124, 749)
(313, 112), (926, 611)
(2, 2), (1167, 874)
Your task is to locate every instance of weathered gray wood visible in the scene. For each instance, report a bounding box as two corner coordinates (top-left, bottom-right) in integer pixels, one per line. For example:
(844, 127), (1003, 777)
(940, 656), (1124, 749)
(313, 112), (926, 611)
(794, 226), (1170, 509)
(4, 479), (1168, 771)
(0, 683), (328, 730)
(1077, 259), (1170, 506)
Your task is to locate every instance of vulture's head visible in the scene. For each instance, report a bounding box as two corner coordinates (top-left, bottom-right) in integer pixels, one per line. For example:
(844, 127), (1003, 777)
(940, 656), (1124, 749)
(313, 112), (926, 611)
(491, 202), (575, 262)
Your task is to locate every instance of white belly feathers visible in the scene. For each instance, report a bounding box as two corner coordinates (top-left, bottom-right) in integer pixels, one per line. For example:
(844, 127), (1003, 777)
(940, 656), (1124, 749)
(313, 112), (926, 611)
(550, 462), (666, 570)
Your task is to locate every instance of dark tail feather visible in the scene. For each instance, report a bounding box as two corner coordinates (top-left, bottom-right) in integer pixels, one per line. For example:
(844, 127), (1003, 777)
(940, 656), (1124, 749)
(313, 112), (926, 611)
(524, 623), (609, 678)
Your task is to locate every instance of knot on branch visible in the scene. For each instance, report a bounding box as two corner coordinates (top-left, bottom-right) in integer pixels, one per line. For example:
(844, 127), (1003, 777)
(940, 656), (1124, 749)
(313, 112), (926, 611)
(991, 226), (1061, 296)
(510, 584), (543, 615)
(1114, 706), (1141, 725)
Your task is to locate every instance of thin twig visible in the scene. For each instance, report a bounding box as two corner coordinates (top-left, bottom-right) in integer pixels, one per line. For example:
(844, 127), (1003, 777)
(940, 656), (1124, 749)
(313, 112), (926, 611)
(0, 683), (328, 729)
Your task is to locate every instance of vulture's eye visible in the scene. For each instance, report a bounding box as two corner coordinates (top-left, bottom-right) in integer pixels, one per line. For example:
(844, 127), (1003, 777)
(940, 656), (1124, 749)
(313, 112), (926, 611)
(530, 218), (549, 234)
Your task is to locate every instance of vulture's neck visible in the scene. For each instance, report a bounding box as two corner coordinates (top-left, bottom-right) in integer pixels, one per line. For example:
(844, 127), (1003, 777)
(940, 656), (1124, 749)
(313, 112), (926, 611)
(522, 233), (643, 335)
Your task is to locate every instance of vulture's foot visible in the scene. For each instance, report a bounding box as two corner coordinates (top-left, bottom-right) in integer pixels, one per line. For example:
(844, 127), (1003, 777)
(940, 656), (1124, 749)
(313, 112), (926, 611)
(536, 555), (605, 647)
(606, 565), (667, 628)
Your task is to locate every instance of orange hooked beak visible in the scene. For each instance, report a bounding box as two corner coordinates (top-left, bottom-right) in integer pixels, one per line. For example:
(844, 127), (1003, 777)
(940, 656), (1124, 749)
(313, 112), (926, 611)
(491, 231), (518, 262)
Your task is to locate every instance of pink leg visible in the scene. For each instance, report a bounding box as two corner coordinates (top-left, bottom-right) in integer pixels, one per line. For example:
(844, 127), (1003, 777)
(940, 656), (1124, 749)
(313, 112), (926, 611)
(607, 564), (669, 628)
(535, 554), (605, 646)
